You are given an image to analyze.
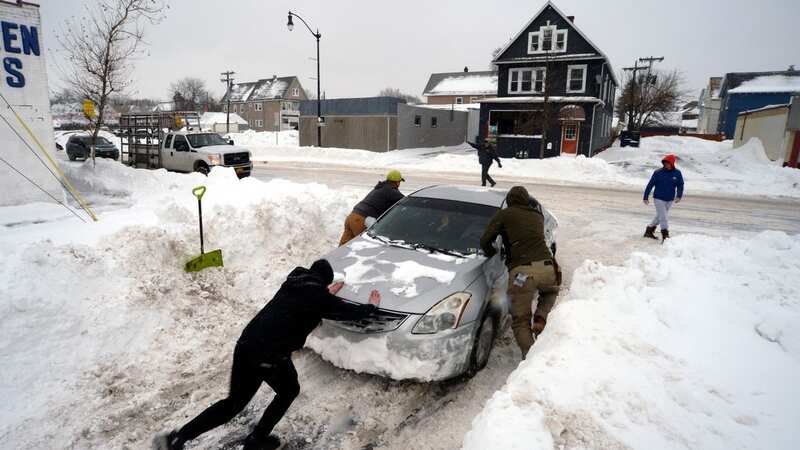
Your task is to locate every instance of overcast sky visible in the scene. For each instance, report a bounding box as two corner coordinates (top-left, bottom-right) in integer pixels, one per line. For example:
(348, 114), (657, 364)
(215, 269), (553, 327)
(42, 0), (800, 101)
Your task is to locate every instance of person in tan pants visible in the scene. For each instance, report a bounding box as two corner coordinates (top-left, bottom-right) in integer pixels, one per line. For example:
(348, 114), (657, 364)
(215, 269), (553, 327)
(339, 170), (405, 246)
(480, 186), (561, 358)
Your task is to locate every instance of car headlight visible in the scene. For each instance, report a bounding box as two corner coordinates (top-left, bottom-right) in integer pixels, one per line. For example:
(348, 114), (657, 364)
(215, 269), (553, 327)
(208, 154), (221, 165)
(412, 292), (471, 334)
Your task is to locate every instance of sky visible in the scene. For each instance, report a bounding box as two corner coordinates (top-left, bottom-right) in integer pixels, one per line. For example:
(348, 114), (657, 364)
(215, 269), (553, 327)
(41, 0), (800, 102)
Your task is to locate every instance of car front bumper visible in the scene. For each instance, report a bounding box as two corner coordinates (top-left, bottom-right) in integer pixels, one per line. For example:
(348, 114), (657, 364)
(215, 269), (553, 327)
(306, 313), (477, 382)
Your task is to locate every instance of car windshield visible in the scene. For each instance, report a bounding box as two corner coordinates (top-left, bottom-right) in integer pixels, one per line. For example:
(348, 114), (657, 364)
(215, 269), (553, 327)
(77, 136), (112, 145)
(186, 133), (228, 148)
(368, 196), (497, 255)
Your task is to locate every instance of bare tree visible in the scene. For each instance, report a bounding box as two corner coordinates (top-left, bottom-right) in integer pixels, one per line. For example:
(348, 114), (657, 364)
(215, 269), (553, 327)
(616, 69), (688, 130)
(57, 0), (167, 144)
(490, 46), (503, 70)
(378, 87), (421, 105)
(168, 77), (214, 111)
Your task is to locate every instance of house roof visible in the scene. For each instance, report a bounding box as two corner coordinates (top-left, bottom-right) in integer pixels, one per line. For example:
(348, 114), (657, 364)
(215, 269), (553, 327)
(737, 103), (790, 116)
(423, 71), (498, 96)
(223, 76), (298, 102)
(720, 70), (800, 97)
(492, 1), (618, 86)
(728, 75), (800, 94)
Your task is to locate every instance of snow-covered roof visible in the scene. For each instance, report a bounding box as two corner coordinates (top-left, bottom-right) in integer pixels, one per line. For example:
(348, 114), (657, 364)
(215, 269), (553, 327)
(478, 96), (604, 105)
(737, 103), (790, 116)
(728, 75), (800, 94)
(200, 112), (248, 126)
(423, 71), (497, 96)
(225, 77), (297, 102)
(227, 82), (257, 102)
(415, 103), (480, 111)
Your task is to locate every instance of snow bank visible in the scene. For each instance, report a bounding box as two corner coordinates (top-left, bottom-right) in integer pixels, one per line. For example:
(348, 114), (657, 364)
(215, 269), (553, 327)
(226, 129), (298, 147)
(0, 159), (366, 448)
(239, 132), (800, 199)
(463, 231), (800, 450)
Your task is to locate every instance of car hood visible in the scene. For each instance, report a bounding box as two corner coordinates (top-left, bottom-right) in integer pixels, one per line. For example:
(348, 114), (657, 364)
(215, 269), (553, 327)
(195, 144), (249, 154)
(322, 235), (486, 314)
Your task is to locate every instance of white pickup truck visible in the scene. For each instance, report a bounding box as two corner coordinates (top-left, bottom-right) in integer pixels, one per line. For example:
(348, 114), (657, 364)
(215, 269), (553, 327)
(161, 131), (253, 178)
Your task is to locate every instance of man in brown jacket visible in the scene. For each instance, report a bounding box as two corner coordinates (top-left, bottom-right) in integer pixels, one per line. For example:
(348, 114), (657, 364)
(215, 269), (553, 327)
(480, 186), (561, 358)
(339, 170), (405, 246)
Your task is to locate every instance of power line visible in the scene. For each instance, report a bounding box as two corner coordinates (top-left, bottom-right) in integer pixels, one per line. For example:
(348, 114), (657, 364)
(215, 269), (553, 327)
(220, 70), (235, 134)
(0, 155), (87, 223)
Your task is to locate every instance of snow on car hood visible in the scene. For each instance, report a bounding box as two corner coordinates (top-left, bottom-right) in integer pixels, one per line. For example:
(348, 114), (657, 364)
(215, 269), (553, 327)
(322, 235), (485, 314)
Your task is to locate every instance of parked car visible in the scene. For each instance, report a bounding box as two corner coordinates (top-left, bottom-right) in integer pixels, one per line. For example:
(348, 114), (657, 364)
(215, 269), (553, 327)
(620, 130), (641, 148)
(315, 185), (558, 381)
(66, 135), (119, 161)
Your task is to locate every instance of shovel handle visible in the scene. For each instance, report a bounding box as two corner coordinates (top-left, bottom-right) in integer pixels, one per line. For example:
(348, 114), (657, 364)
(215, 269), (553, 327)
(192, 185), (207, 200)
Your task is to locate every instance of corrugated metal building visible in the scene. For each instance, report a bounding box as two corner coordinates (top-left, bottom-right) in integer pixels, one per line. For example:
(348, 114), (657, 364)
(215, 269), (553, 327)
(299, 97), (469, 152)
(733, 97), (800, 168)
(717, 70), (800, 138)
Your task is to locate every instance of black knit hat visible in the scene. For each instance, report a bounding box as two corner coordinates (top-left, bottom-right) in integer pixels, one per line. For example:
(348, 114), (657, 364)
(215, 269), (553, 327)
(310, 259), (334, 285)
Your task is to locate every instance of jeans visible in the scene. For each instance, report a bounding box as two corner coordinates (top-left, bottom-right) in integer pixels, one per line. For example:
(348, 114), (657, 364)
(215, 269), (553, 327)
(481, 163), (495, 186)
(649, 199), (673, 230)
(177, 344), (300, 443)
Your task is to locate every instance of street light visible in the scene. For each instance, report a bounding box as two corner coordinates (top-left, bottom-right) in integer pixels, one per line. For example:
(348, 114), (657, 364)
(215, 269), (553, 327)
(287, 11), (322, 147)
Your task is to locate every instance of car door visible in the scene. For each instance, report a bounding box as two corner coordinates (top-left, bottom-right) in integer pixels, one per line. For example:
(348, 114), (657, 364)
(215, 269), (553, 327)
(160, 133), (177, 170)
(171, 135), (192, 172)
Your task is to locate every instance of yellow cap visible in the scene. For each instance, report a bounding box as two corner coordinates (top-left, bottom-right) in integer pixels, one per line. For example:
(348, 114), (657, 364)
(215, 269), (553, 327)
(386, 169), (405, 182)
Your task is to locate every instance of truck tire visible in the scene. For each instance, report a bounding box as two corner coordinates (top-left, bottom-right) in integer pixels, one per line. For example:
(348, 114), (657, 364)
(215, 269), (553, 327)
(195, 162), (210, 175)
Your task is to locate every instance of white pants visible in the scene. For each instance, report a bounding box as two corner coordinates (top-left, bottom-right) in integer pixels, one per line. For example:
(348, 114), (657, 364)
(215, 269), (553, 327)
(649, 199), (673, 230)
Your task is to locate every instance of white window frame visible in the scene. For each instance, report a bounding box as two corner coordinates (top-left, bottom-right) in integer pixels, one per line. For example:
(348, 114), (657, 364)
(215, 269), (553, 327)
(527, 24), (568, 54)
(508, 67), (546, 94)
(255, 103), (263, 112)
(292, 87), (299, 97)
(255, 119), (264, 128)
(566, 64), (587, 93)
(455, 97), (463, 104)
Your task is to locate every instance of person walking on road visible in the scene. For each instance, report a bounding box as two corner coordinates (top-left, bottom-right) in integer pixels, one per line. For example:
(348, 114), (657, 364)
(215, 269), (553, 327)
(339, 170), (405, 246)
(153, 259), (379, 450)
(480, 186), (561, 359)
(478, 141), (502, 187)
(643, 154), (684, 242)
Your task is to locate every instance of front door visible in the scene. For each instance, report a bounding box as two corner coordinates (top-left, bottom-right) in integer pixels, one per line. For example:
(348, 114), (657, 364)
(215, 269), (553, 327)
(560, 122), (579, 156)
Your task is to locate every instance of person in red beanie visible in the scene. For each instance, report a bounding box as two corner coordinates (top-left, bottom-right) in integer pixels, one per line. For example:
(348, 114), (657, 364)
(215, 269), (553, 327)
(643, 154), (684, 241)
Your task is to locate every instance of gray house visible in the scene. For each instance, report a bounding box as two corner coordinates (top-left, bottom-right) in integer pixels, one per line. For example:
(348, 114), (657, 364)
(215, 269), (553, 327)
(299, 97), (469, 151)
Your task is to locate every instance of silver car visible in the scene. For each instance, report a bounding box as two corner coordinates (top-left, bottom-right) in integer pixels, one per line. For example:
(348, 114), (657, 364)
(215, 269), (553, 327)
(309, 185), (558, 381)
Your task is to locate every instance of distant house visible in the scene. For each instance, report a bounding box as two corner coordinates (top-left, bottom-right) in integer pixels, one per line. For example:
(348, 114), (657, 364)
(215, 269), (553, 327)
(221, 76), (307, 131)
(717, 69), (800, 138)
(733, 97), (800, 167)
(423, 69), (498, 105)
(298, 97), (469, 152)
(680, 101), (699, 133)
(200, 112), (249, 133)
(479, 1), (617, 158)
(697, 76), (722, 134)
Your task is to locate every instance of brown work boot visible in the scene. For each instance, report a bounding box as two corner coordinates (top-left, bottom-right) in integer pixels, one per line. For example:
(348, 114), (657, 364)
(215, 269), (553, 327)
(644, 225), (658, 240)
(661, 229), (670, 242)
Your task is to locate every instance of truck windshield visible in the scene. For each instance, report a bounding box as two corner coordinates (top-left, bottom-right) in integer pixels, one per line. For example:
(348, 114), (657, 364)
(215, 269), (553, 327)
(368, 197), (497, 255)
(186, 133), (228, 148)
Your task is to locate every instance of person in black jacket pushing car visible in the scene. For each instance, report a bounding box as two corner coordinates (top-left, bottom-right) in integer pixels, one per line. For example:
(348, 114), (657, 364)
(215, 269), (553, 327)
(154, 259), (379, 450)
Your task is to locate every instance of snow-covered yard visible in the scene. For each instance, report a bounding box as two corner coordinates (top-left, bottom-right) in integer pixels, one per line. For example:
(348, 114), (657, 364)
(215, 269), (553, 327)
(230, 132), (800, 199)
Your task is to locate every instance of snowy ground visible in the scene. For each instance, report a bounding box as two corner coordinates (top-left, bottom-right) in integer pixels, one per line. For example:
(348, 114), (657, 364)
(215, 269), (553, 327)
(3, 132), (800, 449)
(230, 132), (800, 199)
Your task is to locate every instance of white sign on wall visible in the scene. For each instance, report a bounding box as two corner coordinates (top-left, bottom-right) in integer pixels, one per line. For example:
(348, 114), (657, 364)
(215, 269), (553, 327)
(0, 1), (61, 207)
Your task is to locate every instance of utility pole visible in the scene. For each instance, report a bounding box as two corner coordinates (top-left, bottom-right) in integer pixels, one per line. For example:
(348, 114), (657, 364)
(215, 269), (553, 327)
(639, 56), (664, 102)
(220, 70), (235, 133)
(622, 61), (646, 130)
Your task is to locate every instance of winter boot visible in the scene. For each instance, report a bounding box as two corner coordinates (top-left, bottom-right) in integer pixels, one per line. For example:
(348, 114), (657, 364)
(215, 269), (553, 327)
(152, 430), (184, 450)
(661, 229), (670, 242)
(243, 432), (282, 450)
(644, 225), (658, 240)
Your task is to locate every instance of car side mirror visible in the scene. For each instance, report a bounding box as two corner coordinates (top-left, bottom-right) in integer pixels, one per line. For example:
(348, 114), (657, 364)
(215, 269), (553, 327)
(228, 139), (234, 145)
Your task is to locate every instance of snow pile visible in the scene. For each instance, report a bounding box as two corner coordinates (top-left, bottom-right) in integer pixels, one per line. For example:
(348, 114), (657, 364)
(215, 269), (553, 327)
(226, 129), (298, 147)
(0, 160), (365, 448)
(463, 231), (800, 450)
(200, 111), (247, 128)
(728, 74), (800, 94)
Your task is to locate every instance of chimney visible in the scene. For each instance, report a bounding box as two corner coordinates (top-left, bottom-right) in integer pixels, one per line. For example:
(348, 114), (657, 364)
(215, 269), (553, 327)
(464, 66), (469, 73)
(567, 15), (575, 22)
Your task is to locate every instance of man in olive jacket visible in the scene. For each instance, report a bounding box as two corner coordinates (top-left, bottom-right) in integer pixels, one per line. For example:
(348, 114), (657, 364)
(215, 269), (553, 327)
(480, 186), (561, 358)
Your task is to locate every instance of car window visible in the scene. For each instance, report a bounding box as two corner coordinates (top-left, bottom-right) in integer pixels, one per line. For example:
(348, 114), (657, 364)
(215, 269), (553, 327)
(369, 197), (498, 255)
(174, 135), (189, 151)
(186, 133), (227, 148)
(164, 134), (173, 148)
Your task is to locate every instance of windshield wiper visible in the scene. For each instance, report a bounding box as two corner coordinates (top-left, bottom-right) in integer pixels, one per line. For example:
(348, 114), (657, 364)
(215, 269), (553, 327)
(412, 242), (466, 258)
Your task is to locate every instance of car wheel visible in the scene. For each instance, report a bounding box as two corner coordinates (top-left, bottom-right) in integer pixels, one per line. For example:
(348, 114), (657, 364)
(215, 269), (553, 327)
(195, 163), (210, 175)
(467, 311), (497, 377)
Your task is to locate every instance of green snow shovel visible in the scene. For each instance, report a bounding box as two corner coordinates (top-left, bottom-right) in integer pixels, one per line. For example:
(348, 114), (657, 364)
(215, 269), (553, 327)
(184, 186), (223, 272)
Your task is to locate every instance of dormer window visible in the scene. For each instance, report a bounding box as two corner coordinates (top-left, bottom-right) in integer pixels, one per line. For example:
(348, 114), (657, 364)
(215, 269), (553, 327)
(528, 23), (568, 54)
